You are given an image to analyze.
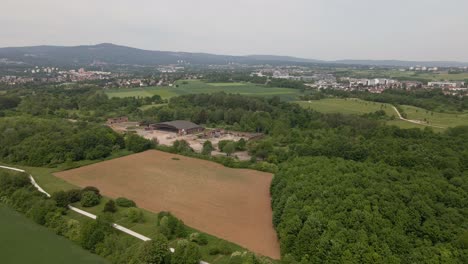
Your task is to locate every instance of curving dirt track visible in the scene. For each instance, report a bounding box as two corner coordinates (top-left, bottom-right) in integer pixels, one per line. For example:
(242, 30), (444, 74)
(54, 150), (280, 259)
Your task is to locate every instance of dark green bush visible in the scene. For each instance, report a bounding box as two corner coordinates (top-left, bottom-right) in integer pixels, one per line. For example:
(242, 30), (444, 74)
(115, 197), (136, 207)
(157, 212), (186, 239)
(103, 200), (117, 213)
(125, 208), (144, 223)
(125, 134), (154, 153)
(81, 186), (101, 198)
(66, 189), (82, 203)
(51, 191), (70, 208)
(189, 232), (208, 245)
(208, 246), (220, 255)
(80, 191), (100, 207)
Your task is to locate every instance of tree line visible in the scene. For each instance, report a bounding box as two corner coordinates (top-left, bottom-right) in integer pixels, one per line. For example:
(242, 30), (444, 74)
(0, 116), (154, 166)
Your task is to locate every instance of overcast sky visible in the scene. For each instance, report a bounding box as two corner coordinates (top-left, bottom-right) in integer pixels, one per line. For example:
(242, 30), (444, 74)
(2, 0), (468, 61)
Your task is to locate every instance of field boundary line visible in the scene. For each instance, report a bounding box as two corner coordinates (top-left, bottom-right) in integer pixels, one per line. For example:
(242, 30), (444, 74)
(0, 165), (209, 264)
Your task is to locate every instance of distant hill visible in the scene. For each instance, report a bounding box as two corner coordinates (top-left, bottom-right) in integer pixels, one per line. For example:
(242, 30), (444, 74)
(0, 43), (466, 67)
(0, 43), (319, 67)
(245, 55), (323, 64)
(0, 43), (243, 66)
(333, 59), (468, 68)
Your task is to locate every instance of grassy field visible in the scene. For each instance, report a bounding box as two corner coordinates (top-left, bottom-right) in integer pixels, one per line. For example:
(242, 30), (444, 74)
(343, 69), (468, 82)
(400, 105), (468, 128)
(385, 119), (441, 131)
(297, 98), (468, 131)
(106, 79), (303, 101)
(297, 98), (397, 116)
(54, 150), (280, 259)
(0, 205), (107, 264)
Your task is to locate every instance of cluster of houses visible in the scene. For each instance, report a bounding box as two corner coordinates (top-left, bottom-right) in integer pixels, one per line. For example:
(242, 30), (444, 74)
(0, 67), (112, 85)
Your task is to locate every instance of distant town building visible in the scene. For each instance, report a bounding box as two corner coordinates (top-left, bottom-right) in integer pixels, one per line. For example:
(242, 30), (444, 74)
(152, 120), (204, 135)
(428, 81), (463, 88)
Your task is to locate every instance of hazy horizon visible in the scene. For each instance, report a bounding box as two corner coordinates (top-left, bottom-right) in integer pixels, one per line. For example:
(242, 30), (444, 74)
(2, 0), (468, 62)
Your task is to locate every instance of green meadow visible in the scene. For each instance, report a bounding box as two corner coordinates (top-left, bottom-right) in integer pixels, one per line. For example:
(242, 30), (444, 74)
(0, 205), (107, 264)
(343, 69), (468, 82)
(297, 98), (468, 131)
(297, 98), (397, 116)
(105, 79), (303, 101)
(400, 105), (468, 128)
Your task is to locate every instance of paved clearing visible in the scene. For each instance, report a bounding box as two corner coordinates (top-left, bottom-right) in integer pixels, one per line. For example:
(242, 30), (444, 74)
(55, 150), (280, 259)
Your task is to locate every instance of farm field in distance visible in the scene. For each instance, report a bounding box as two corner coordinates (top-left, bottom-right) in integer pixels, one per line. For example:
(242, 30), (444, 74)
(341, 69), (468, 81)
(297, 98), (397, 116)
(399, 105), (468, 128)
(105, 79), (303, 101)
(297, 98), (468, 130)
(0, 205), (107, 264)
(54, 150), (281, 259)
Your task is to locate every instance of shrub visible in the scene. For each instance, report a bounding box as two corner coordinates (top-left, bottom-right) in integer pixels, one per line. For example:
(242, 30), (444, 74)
(11, 173), (31, 188)
(80, 219), (111, 252)
(236, 138), (246, 151)
(81, 186), (101, 198)
(172, 239), (201, 264)
(115, 197), (136, 207)
(80, 191), (100, 207)
(29, 200), (56, 225)
(125, 208), (144, 223)
(64, 219), (81, 242)
(103, 200), (117, 213)
(222, 142), (237, 156)
(208, 246), (221, 255)
(189, 232), (208, 245)
(229, 251), (243, 264)
(157, 212), (186, 239)
(218, 140), (233, 151)
(11, 188), (35, 212)
(133, 234), (169, 264)
(45, 211), (67, 235)
(202, 140), (214, 155)
(51, 190), (70, 208)
(125, 133), (154, 153)
(219, 242), (233, 255)
(172, 140), (193, 153)
(66, 189), (82, 203)
(159, 216), (171, 238)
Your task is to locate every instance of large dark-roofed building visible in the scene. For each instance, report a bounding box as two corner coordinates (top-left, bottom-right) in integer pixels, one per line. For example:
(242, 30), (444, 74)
(153, 120), (204, 135)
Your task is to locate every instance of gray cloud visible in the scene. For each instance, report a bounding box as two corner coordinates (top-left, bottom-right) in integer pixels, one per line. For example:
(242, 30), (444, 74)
(1, 0), (467, 61)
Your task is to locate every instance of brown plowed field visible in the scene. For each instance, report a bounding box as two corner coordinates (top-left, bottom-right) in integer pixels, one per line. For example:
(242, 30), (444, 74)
(54, 150), (280, 259)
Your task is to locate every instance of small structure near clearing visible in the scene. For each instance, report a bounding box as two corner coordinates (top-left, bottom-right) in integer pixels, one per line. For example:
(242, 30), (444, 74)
(108, 119), (261, 160)
(150, 120), (204, 135)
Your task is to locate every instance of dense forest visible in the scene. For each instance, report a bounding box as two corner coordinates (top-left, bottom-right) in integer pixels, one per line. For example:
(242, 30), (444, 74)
(0, 84), (467, 263)
(0, 116), (153, 166)
(272, 157), (467, 263)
